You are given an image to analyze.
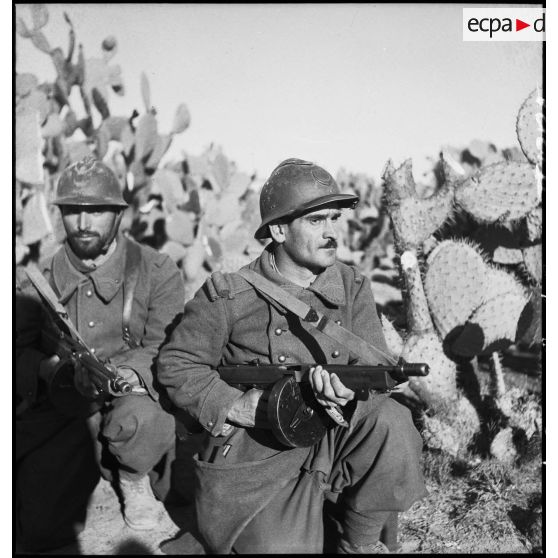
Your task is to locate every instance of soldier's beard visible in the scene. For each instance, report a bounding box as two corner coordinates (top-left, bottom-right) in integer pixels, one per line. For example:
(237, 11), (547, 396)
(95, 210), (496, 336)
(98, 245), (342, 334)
(67, 232), (111, 260)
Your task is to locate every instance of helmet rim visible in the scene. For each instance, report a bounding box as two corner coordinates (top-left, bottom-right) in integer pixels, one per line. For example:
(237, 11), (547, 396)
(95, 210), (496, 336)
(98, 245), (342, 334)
(254, 192), (358, 239)
(52, 195), (128, 207)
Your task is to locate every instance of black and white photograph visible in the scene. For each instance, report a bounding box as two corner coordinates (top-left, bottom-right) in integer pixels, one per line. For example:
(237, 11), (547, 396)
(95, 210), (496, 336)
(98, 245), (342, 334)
(14, 3), (545, 554)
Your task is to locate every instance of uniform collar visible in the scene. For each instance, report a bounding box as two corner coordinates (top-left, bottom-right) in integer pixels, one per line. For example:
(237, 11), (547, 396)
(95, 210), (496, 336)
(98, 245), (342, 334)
(52, 234), (127, 304)
(253, 244), (346, 307)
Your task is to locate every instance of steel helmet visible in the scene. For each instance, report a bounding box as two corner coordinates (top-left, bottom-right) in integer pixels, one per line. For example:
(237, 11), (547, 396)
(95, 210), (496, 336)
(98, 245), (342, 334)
(254, 158), (359, 239)
(52, 156), (128, 207)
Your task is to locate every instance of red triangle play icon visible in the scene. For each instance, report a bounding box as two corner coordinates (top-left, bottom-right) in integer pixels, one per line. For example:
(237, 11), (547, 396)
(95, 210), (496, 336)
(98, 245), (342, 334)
(516, 19), (530, 31)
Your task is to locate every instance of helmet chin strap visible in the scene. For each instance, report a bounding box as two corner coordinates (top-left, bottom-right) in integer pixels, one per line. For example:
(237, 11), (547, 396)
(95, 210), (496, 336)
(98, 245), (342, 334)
(100, 211), (123, 253)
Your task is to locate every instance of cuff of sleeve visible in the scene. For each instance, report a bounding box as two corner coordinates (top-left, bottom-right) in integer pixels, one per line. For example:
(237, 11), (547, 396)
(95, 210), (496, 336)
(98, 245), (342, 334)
(199, 381), (244, 437)
(110, 356), (159, 401)
(16, 348), (45, 403)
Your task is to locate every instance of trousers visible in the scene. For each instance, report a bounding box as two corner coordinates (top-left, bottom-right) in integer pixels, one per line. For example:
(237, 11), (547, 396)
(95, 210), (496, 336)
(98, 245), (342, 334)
(195, 395), (427, 553)
(15, 394), (175, 552)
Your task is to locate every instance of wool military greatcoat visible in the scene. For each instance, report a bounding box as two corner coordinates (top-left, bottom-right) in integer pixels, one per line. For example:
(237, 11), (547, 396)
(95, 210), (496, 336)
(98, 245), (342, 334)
(158, 244), (426, 553)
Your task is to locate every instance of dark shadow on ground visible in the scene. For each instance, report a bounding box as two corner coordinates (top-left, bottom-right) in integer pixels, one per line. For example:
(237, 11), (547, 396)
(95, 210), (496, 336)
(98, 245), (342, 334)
(114, 539), (154, 554)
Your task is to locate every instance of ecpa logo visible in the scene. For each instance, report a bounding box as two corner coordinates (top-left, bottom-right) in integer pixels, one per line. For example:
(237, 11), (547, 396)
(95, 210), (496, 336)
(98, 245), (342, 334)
(463, 8), (545, 42)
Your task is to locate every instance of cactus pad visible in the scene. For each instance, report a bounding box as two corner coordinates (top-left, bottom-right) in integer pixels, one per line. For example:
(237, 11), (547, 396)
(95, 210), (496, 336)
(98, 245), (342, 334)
(516, 88), (544, 166)
(425, 240), (488, 338)
(171, 104), (191, 134)
(16, 73), (39, 98)
(524, 206), (543, 242)
(521, 244), (542, 284)
(455, 162), (538, 224)
(166, 210), (196, 246)
(380, 314), (404, 357)
(403, 331), (457, 402)
(134, 113), (158, 161)
(450, 268), (527, 356)
(400, 250), (435, 334)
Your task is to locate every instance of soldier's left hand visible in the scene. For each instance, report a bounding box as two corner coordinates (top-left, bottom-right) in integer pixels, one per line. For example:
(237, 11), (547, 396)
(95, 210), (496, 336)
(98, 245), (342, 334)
(115, 367), (148, 396)
(309, 365), (355, 408)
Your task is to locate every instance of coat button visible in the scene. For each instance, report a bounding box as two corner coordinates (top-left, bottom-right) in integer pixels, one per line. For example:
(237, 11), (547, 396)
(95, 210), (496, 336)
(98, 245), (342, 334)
(278, 355), (286, 363)
(86, 289), (93, 297)
(91, 348), (96, 354)
(275, 328), (283, 336)
(335, 320), (342, 325)
(207, 421), (214, 427)
(332, 350), (340, 358)
(88, 321), (95, 328)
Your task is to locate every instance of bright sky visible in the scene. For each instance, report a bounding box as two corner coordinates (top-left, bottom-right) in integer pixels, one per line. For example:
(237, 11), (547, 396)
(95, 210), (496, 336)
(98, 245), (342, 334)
(15, 3), (542, 181)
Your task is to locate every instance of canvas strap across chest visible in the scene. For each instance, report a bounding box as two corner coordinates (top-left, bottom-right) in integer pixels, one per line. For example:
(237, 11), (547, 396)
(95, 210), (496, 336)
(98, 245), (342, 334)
(236, 268), (397, 365)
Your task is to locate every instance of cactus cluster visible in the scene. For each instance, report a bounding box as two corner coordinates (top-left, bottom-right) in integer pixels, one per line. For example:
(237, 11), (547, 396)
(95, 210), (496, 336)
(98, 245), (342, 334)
(382, 158), (456, 251)
(382, 88), (542, 458)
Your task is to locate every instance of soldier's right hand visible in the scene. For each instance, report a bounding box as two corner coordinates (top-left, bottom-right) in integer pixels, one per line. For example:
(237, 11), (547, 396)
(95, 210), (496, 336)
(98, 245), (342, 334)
(226, 388), (271, 428)
(73, 361), (100, 399)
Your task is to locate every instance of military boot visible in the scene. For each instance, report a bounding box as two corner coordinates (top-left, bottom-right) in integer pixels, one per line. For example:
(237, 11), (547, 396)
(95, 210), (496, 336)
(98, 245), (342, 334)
(119, 474), (166, 530)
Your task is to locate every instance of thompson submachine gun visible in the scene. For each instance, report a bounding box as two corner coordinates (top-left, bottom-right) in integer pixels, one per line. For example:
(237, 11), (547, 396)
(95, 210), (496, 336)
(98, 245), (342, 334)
(24, 265), (132, 416)
(218, 362), (429, 448)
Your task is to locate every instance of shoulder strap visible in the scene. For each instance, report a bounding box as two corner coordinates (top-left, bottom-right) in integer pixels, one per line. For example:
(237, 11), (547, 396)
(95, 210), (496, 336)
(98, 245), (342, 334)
(236, 268), (397, 365)
(122, 239), (142, 348)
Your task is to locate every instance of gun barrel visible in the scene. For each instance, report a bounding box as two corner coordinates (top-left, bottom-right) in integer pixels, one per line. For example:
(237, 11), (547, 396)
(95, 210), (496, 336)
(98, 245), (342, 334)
(218, 363), (429, 390)
(111, 377), (133, 394)
(399, 363), (429, 377)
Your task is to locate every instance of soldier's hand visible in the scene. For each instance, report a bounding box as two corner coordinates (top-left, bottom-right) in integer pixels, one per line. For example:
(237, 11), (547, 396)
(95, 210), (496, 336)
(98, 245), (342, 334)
(226, 388), (270, 428)
(73, 361), (100, 399)
(114, 367), (148, 396)
(309, 365), (355, 408)
(38, 354), (61, 383)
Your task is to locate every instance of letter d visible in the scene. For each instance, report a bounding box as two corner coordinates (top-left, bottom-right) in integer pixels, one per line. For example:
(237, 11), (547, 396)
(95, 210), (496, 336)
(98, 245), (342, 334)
(534, 13), (545, 32)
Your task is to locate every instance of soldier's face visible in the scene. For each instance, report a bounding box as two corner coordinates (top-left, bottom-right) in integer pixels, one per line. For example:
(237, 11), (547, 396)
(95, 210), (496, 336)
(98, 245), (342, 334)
(280, 206), (342, 273)
(61, 205), (121, 260)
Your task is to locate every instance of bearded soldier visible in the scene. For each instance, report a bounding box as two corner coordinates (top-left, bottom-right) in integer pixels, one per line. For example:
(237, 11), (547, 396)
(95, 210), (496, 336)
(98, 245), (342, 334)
(158, 158), (426, 554)
(15, 157), (185, 552)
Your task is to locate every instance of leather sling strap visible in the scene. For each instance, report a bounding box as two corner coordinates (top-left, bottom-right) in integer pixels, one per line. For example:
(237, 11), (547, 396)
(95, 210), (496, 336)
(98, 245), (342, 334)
(25, 264), (89, 347)
(122, 238), (142, 348)
(236, 268), (397, 365)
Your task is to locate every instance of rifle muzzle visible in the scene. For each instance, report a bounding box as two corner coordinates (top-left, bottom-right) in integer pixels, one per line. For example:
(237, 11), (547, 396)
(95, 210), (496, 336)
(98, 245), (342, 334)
(110, 377), (133, 394)
(400, 363), (429, 377)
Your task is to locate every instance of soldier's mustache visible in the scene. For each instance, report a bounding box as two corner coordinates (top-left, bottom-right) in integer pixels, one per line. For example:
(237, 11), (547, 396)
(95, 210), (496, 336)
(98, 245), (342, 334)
(323, 240), (337, 249)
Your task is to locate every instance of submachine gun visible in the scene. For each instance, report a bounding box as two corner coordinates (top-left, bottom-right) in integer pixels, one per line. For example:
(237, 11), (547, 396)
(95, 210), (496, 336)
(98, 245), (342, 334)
(218, 361), (429, 448)
(24, 265), (132, 416)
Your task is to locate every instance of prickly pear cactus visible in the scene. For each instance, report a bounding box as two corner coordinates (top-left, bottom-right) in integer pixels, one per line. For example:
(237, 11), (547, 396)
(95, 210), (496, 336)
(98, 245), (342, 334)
(380, 315), (404, 357)
(382, 88), (543, 462)
(424, 240), (529, 357)
(382, 158), (457, 251)
(516, 88), (544, 166)
(397, 251), (459, 402)
(455, 162), (539, 225)
(424, 240), (489, 339)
